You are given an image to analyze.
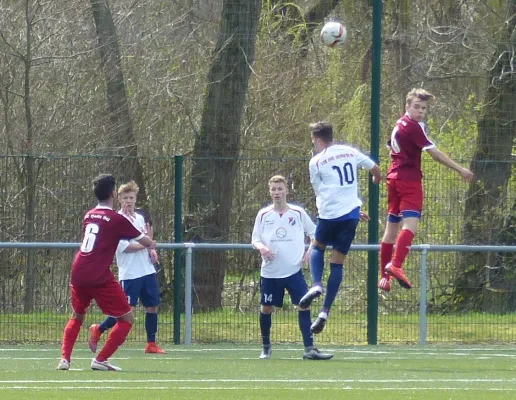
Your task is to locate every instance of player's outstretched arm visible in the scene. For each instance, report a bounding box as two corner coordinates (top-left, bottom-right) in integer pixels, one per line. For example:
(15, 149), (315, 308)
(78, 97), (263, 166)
(426, 148), (474, 182)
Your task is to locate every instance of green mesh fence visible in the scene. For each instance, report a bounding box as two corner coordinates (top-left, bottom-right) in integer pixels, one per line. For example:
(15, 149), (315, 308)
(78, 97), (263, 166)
(0, 155), (515, 344)
(0, 0), (515, 346)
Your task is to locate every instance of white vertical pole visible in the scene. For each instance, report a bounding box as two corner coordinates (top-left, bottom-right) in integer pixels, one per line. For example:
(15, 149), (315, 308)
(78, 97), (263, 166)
(185, 245), (193, 345)
(419, 246), (429, 345)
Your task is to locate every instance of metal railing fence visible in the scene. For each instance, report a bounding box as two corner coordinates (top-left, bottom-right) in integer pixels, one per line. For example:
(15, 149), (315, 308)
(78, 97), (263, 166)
(1, 242), (516, 345)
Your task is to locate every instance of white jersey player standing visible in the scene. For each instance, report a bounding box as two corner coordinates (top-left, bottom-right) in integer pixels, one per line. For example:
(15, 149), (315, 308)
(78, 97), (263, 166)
(251, 175), (333, 360)
(299, 121), (382, 334)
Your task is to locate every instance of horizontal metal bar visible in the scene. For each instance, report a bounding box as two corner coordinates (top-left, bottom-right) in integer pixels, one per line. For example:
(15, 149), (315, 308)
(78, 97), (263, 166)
(0, 242), (514, 252)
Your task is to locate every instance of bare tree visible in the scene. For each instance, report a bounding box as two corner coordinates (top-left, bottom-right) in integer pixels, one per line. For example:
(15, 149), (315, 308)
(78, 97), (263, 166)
(453, 0), (516, 312)
(90, 0), (147, 200)
(186, 0), (262, 311)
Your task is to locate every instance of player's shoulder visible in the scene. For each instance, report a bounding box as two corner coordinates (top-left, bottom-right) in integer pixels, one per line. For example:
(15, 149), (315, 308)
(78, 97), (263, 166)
(309, 152), (322, 165)
(333, 143), (359, 153)
(257, 204), (274, 217)
(287, 203), (306, 214)
(133, 212), (146, 224)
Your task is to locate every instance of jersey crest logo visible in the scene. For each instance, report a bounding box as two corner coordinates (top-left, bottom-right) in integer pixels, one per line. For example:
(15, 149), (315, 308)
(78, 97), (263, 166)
(276, 228), (287, 238)
(288, 217), (296, 226)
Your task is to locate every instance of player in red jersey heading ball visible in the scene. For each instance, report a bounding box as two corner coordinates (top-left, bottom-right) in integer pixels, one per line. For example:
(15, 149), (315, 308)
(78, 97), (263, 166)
(57, 174), (155, 371)
(379, 89), (474, 292)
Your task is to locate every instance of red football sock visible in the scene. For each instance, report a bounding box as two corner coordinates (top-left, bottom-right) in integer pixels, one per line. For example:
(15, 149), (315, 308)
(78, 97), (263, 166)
(380, 242), (394, 278)
(391, 229), (415, 268)
(61, 318), (82, 362)
(96, 320), (132, 362)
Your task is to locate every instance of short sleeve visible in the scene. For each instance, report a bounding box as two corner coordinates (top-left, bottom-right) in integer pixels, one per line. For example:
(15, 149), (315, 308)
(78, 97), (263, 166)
(251, 212), (262, 245)
(354, 149), (375, 170)
(117, 215), (144, 241)
(300, 208), (316, 239)
(412, 122), (434, 150)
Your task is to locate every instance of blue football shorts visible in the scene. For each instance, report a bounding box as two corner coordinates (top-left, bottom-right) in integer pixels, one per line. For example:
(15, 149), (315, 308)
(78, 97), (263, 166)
(120, 273), (160, 308)
(260, 269), (308, 307)
(315, 218), (359, 255)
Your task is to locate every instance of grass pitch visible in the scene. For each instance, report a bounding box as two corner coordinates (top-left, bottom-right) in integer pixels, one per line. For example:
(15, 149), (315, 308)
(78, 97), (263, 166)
(1, 344), (516, 399)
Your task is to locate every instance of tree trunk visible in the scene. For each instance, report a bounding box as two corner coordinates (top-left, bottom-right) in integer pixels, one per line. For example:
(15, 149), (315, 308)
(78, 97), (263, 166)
(268, 0), (343, 57)
(22, 0), (36, 313)
(388, 0), (411, 106)
(453, 0), (516, 312)
(186, 0), (261, 311)
(90, 0), (147, 201)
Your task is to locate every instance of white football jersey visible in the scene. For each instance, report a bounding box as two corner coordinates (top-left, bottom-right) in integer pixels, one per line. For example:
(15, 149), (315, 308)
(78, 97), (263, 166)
(309, 144), (375, 219)
(251, 204), (315, 279)
(116, 212), (156, 281)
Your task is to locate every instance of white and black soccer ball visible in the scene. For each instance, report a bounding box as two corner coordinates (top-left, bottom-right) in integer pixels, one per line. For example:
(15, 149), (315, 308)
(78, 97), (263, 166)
(320, 21), (347, 48)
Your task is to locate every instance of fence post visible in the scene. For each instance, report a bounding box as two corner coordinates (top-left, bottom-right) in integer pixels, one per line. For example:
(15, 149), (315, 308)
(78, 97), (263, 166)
(184, 244), (194, 345)
(367, 0), (383, 346)
(419, 245), (429, 345)
(173, 155), (184, 345)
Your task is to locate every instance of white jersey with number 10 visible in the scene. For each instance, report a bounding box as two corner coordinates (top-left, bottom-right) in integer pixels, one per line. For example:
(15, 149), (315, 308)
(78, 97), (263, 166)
(309, 144), (375, 219)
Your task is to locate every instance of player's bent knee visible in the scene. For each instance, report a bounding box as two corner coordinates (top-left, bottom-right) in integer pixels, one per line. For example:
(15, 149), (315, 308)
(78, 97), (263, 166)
(260, 305), (274, 314)
(313, 240), (326, 251)
(118, 311), (135, 325)
(71, 312), (85, 322)
(330, 249), (346, 264)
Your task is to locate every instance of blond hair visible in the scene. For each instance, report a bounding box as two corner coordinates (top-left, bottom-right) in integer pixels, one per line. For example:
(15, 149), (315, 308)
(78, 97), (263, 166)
(118, 180), (139, 195)
(406, 88), (435, 106)
(268, 175), (287, 186)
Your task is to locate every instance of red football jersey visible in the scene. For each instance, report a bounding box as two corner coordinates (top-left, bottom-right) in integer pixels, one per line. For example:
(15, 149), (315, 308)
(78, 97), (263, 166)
(71, 206), (144, 287)
(386, 114), (435, 181)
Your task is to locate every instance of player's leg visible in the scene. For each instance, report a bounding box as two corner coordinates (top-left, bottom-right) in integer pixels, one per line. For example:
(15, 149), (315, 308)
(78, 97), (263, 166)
(385, 216), (418, 289)
(312, 219), (358, 334)
(58, 285), (91, 370)
(379, 179), (401, 291)
(299, 219), (332, 308)
(385, 181), (423, 289)
(89, 316), (116, 353)
(379, 219), (401, 291)
(89, 279), (135, 352)
(141, 274), (166, 354)
(286, 270), (333, 360)
(259, 277), (282, 359)
(92, 280), (134, 371)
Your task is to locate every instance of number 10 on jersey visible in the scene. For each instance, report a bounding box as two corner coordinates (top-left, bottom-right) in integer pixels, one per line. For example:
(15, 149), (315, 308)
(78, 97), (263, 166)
(332, 162), (355, 185)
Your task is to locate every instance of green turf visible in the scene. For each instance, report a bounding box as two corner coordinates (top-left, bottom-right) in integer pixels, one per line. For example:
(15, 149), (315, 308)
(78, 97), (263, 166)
(3, 310), (516, 344)
(1, 344), (516, 399)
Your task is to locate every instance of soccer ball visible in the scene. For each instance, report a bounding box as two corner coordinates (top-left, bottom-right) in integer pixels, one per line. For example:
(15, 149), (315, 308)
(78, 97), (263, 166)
(320, 21), (347, 47)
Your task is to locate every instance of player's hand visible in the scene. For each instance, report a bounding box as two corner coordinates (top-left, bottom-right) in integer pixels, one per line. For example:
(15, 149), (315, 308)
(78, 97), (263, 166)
(122, 203), (135, 221)
(302, 247), (312, 265)
(259, 247), (275, 262)
(372, 175), (382, 184)
(459, 168), (474, 182)
(359, 211), (370, 222)
(149, 249), (159, 264)
(147, 239), (157, 249)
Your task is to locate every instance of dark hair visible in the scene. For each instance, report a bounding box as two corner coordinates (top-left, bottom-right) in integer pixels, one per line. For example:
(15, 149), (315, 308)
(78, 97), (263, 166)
(309, 121), (333, 142)
(93, 174), (116, 201)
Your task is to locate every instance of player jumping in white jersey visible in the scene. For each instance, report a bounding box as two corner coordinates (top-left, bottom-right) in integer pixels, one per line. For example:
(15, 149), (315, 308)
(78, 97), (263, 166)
(299, 122), (382, 334)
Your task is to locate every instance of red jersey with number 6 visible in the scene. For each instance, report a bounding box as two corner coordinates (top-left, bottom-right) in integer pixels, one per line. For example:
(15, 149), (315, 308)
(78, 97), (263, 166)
(386, 114), (435, 181)
(71, 206), (144, 287)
